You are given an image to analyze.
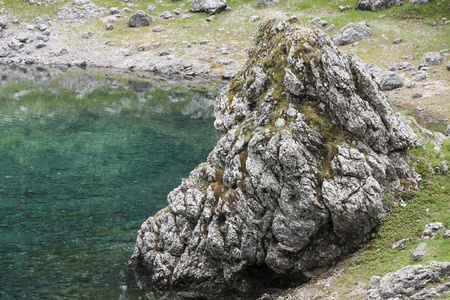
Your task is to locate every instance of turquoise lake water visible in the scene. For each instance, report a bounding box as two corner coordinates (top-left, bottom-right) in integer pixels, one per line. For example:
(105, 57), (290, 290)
(0, 67), (219, 299)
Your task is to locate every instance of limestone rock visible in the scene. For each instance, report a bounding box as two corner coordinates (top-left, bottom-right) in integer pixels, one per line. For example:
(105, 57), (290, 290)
(356, 0), (396, 11)
(419, 52), (442, 68)
(364, 262), (450, 299)
(160, 11), (173, 19)
(190, 0), (227, 15)
(129, 10), (152, 27)
(130, 18), (421, 295)
(412, 243), (426, 261)
(257, 0), (279, 7)
(57, 0), (105, 25)
(421, 222), (446, 239)
(377, 71), (403, 90)
(333, 21), (371, 46)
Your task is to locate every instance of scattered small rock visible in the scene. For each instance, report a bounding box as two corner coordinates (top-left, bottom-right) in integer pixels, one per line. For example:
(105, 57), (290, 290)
(392, 238), (409, 249)
(388, 63), (398, 71)
(309, 16), (327, 28)
(444, 125), (450, 136)
(153, 25), (164, 32)
(339, 5), (351, 11)
(393, 38), (402, 44)
(422, 222), (445, 239)
(412, 92), (423, 99)
(160, 11), (173, 19)
(153, 42), (161, 48)
(105, 23), (113, 30)
(447, 60), (450, 71)
(326, 24), (337, 32)
(129, 10), (152, 27)
(181, 14), (191, 20)
(199, 40), (209, 45)
(419, 52), (442, 68)
(377, 71), (403, 90)
(412, 70), (427, 81)
(412, 243), (426, 261)
(401, 55), (414, 60)
(332, 21), (371, 46)
(172, 8), (182, 15)
(138, 42), (150, 51)
(190, 0), (227, 15)
(148, 4), (156, 11)
(109, 7), (120, 15)
(222, 69), (238, 80)
(257, 0), (279, 7)
(81, 31), (95, 39)
(356, 0), (396, 11)
(123, 8), (131, 13)
(206, 15), (216, 22)
(123, 49), (132, 56)
(439, 162), (449, 174)
(248, 16), (259, 23)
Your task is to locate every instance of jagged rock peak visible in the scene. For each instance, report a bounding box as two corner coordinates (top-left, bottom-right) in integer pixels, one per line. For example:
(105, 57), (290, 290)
(129, 18), (420, 295)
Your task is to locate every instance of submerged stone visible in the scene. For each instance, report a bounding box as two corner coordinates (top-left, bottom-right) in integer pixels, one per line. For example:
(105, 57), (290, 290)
(130, 18), (422, 294)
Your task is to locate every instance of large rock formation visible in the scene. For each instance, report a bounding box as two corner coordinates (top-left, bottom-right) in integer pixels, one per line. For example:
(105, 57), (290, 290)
(129, 18), (420, 295)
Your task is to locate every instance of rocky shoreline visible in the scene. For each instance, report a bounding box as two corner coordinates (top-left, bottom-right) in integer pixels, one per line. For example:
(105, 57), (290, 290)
(0, 0), (241, 81)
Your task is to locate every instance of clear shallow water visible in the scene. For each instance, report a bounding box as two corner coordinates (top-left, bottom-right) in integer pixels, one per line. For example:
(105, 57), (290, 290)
(0, 67), (219, 299)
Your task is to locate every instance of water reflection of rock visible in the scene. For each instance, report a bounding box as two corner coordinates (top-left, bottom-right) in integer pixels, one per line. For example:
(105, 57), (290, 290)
(58, 74), (105, 98)
(182, 91), (216, 118)
(0, 65), (219, 119)
(0, 65), (58, 86)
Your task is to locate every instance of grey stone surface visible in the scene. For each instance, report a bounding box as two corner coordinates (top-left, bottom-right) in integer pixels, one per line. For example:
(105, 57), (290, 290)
(364, 262), (450, 299)
(419, 52), (442, 68)
(81, 31), (95, 39)
(190, 0), (227, 15)
(129, 10), (152, 27)
(444, 230), (450, 238)
(138, 42), (150, 51)
(248, 16), (260, 23)
(57, 0), (105, 25)
(326, 24), (337, 32)
(257, 0), (279, 7)
(412, 71), (427, 81)
(412, 92), (423, 99)
(377, 71), (403, 90)
(437, 282), (450, 293)
(421, 222), (446, 239)
(412, 243), (426, 261)
(392, 238), (409, 249)
(160, 11), (173, 19)
(356, 0), (396, 11)
(333, 21), (371, 46)
(130, 19), (421, 294)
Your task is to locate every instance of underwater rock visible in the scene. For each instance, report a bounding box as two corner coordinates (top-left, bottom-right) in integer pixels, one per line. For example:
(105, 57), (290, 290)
(130, 18), (421, 294)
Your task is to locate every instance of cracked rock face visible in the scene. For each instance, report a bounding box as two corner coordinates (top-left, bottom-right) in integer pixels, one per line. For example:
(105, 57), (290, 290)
(129, 18), (420, 294)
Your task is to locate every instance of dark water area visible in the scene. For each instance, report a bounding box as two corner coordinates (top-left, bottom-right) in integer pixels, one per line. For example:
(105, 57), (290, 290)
(0, 66), (220, 299)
